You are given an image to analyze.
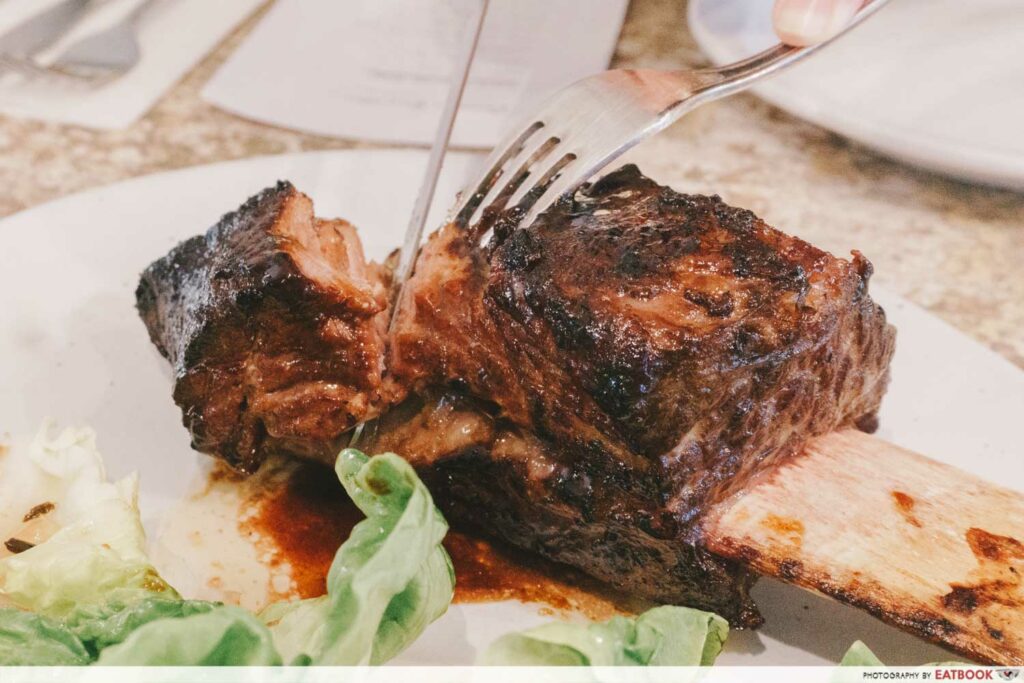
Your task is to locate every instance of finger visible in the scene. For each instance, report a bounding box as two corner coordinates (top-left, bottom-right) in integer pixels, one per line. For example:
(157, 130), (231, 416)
(773, 0), (864, 46)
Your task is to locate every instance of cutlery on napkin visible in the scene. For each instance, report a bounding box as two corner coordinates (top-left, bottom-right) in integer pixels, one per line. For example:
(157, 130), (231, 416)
(0, 0), (262, 129)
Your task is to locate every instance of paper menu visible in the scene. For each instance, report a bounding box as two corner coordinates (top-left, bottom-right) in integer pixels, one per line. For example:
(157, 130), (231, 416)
(202, 0), (629, 148)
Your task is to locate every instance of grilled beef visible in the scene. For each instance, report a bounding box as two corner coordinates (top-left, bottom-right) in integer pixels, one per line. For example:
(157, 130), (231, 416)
(137, 166), (895, 625)
(360, 391), (764, 623)
(136, 182), (396, 473)
(387, 165), (895, 624)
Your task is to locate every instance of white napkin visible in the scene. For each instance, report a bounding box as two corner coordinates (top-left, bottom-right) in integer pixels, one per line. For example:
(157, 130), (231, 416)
(0, 0), (262, 129)
(201, 0), (629, 148)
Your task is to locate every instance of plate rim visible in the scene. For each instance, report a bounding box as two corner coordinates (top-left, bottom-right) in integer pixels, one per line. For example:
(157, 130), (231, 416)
(0, 147), (465, 227)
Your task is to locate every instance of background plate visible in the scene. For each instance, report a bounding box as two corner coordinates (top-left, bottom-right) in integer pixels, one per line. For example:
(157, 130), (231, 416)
(1, 150), (1022, 664)
(688, 0), (1024, 191)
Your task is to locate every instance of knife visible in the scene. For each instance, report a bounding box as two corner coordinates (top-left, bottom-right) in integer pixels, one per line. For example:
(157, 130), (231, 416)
(346, 0), (488, 450)
(389, 0), (490, 314)
(0, 0), (95, 58)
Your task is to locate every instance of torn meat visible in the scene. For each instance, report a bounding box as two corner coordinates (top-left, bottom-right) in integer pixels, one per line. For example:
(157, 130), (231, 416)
(136, 182), (397, 473)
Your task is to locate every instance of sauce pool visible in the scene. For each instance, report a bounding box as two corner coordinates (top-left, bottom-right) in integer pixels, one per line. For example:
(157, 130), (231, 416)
(248, 460), (625, 619)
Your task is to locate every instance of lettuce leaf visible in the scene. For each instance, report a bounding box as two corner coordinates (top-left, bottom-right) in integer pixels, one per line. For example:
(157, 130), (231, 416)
(261, 449), (455, 665)
(481, 605), (729, 666)
(0, 424), (178, 619)
(840, 640), (885, 666)
(68, 596), (217, 653)
(0, 608), (91, 665)
(0, 429), (454, 666)
(0, 425), (220, 661)
(96, 606), (282, 665)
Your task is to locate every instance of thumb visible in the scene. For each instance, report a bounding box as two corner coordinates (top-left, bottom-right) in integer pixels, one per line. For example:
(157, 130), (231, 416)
(773, 0), (865, 46)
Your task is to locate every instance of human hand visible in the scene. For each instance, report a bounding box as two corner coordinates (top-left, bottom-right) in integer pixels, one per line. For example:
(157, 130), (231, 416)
(773, 0), (866, 46)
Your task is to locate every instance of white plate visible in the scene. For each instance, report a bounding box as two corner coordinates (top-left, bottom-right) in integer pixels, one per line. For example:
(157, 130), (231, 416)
(688, 0), (1024, 191)
(1, 150), (1022, 665)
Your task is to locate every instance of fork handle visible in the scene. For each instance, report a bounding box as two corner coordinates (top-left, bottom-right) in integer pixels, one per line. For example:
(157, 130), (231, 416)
(685, 0), (891, 104)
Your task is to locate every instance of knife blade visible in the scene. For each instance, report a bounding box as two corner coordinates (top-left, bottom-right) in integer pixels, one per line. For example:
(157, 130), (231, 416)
(349, 0), (488, 452)
(389, 0), (489, 316)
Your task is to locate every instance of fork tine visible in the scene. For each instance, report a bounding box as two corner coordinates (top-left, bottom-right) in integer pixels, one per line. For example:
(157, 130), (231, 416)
(453, 0), (890, 236)
(512, 153), (579, 223)
(454, 121), (543, 227)
(469, 134), (562, 224)
(504, 144), (576, 212)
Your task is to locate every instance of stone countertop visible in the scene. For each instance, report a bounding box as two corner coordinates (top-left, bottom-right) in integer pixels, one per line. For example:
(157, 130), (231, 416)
(1, 0), (1021, 368)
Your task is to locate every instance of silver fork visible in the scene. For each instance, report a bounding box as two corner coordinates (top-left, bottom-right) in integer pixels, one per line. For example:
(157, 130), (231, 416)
(454, 0), (889, 233)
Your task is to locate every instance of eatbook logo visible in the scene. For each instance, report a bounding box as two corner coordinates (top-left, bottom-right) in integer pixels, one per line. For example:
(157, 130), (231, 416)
(934, 670), (1017, 680)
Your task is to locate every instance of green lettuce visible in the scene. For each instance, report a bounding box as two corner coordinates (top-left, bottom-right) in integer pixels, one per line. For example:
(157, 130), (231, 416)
(0, 427), (455, 666)
(68, 597), (217, 653)
(97, 606), (282, 665)
(0, 608), (91, 666)
(0, 425), (216, 664)
(0, 425), (177, 619)
(840, 641), (885, 666)
(481, 605), (729, 666)
(261, 448), (455, 665)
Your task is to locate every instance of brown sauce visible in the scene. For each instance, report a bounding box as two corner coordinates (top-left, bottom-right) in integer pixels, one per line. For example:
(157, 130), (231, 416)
(249, 460), (363, 598)
(760, 513), (804, 546)
(247, 460), (627, 619)
(891, 490), (922, 528)
(967, 527), (1024, 563)
(938, 527), (1024, 632)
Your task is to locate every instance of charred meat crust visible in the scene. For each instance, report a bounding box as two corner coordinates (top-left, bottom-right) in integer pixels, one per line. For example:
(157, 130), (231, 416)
(392, 164), (894, 511)
(136, 181), (395, 472)
(363, 391), (763, 626)
(428, 450), (762, 625)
